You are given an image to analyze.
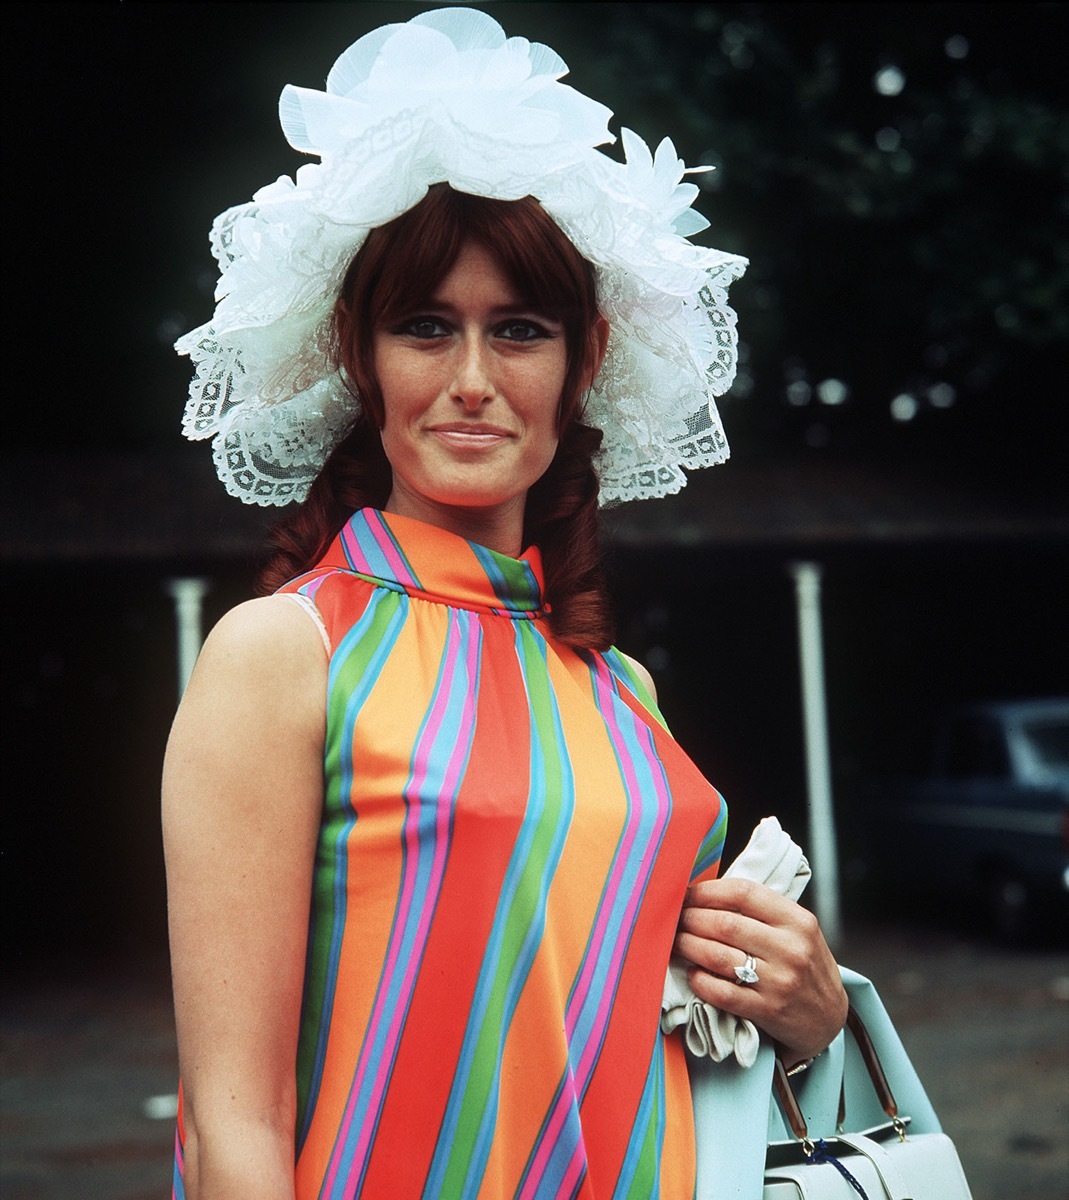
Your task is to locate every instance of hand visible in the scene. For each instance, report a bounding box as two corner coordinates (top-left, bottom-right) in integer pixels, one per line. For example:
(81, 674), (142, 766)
(674, 877), (847, 1066)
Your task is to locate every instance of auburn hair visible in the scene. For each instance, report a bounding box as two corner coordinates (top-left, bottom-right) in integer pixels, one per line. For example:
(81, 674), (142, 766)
(257, 184), (614, 649)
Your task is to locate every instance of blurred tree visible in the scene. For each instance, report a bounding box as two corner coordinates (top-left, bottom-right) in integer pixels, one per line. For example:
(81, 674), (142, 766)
(564, 3), (1068, 490)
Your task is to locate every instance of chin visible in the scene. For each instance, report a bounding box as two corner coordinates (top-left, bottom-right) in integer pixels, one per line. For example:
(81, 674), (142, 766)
(431, 486), (526, 513)
(417, 468), (544, 510)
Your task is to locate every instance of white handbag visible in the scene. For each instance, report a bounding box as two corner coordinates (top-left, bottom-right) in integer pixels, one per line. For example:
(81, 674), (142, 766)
(761, 1004), (973, 1198)
(689, 968), (974, 1200)
(763, 1125), (970, 1199)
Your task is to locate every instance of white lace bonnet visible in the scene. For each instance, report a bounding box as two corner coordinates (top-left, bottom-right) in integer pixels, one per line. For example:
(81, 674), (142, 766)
(176, 6), (748, 507)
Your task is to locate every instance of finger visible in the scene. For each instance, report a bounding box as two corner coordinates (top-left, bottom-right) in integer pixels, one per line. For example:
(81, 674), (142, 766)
(676, 905), (779, 962)
(686, 965), (765, 1020)
(685, 877), (801, 925)
(674, 929), (764, 985)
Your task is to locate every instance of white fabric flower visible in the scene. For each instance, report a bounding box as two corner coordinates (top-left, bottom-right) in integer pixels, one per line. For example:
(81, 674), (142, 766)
(615, 128), (711, 238)
(280, 9), (612, 159)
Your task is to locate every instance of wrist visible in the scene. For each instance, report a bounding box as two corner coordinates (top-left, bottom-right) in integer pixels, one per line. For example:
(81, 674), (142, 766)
(773, 1040), (822, 1074)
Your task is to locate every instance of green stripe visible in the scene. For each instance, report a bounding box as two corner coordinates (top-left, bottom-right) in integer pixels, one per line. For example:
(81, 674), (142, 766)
(691, 802), (728, 881)
(618, 1050), (665, 1200)
(606, 649), (669, 732)
(437, 622), (569, 1195)
(296, 593), (403, 1109)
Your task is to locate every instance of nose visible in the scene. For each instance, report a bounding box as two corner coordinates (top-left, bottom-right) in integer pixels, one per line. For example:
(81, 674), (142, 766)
(449, 334), (496, 410)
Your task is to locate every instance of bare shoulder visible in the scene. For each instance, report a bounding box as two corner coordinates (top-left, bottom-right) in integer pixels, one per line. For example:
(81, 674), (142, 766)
(618, 651), (658, 703)
(163, 596), (327, 882)
(200, 594), (326, 664)
(171, 595), (328, 758)
(192, 595), (325, 691)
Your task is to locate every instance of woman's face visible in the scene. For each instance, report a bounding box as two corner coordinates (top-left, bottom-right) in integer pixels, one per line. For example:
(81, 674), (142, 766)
(373, 240), (568, 549)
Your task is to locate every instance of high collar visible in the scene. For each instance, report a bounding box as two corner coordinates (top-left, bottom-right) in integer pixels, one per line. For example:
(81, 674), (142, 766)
(318, 508), (547, 619)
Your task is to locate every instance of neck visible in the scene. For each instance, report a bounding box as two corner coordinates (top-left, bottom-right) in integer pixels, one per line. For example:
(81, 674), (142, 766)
(383, 488), (526, 558)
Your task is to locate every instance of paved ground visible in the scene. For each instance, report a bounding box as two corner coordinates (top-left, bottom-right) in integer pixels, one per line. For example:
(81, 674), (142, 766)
(840, 920), (1069, 1200)
(1, 921), (1066, 1199)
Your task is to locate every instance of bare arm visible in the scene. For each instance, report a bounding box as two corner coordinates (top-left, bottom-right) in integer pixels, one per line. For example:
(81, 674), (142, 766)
(163, 597), (327, 1199)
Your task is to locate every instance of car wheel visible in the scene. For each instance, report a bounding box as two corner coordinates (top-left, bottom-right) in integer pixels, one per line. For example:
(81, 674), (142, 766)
(986, 869), (1031, 943)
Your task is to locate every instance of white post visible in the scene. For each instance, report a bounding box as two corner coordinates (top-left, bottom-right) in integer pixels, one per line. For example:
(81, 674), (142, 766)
(788, 561), (842, 947)
(164, 577), (210, 701)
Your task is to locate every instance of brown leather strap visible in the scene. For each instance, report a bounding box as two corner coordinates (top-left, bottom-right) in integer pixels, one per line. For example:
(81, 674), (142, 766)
(845, 1006), (899, 1120)
(772, 1054), (809, 1140)
(773, 1005), (901, 1139)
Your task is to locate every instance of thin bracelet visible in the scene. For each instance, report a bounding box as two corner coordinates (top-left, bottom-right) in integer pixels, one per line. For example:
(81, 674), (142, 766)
(785, 1056), (815, 1077)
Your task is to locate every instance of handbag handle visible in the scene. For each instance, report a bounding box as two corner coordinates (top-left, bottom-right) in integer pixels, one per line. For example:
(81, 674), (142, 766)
(772, 1005), (906, 1148)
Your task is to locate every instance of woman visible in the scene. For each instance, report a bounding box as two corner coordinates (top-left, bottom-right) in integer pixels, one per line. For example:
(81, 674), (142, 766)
(164, 10), (846, 1198)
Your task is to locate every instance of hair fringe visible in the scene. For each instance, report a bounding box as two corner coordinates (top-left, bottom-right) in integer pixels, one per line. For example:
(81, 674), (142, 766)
(256, 186), (615, 651)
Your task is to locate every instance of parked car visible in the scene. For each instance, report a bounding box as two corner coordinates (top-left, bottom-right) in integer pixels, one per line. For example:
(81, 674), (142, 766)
(850, 697), (1069, 940)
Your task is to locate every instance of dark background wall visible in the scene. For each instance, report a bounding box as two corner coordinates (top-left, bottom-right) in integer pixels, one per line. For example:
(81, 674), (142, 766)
(3, 2), (1066, 967)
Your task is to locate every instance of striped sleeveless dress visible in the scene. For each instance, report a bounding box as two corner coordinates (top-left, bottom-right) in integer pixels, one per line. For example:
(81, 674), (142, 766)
(173, 507), (726, 1199)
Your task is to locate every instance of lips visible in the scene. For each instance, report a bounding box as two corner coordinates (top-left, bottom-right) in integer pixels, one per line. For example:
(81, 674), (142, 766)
(427, 423), (516, 446)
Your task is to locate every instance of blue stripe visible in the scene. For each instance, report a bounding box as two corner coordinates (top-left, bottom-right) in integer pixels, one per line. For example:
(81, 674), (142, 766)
(515, 1068), (582, 1197)
(325, 610), (481, 1194)
(343, 509), (422, 587)
(611, 1039), (664, 1200)
(296, 590), (407, 1152)
(470, 541), (541, 613)
(601, 647), (668, 731)
(525, 665), (672, 1196)
(461, 627), (576, 1197)
(691, 800), (728, 881)
(652, 1037), (667, 1200)
(422, 623), (574, 1199)
(172, 1133), (185, 1200)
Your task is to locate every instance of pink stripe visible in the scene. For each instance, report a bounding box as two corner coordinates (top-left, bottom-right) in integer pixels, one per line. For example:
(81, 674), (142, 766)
(524, 844), (666, 1197)
(564, 813), (640, 1035)
(571, 668), (668, 1023)
(298, 573), (327, 600)
(517, 1082), (573, 1200)
(521, 667), (670, 1196)
(572, 826), (664, 1089)
(558, 1143), (587, 1198)
(366, 509), (420, 587)
(323, 616), (477, 1190)
(572, 677), (670, 1087)
(521, 1131), (587, 1200)
(337, 512), (412, 587)
(172, 1126), (185, 1200)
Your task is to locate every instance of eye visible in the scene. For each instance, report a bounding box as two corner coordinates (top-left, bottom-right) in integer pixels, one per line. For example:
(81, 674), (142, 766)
(395, 317), (449, 339)
(497, 319), (554, 342)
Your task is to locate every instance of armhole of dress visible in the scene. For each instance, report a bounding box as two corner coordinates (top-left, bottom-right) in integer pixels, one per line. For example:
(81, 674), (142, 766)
(279, 591), (331, 659)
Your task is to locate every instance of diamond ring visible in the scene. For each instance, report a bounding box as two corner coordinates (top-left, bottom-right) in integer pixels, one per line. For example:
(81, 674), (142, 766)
(734, 954), (760, 985)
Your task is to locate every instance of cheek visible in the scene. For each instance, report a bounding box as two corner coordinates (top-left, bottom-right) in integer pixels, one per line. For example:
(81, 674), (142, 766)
(376, 358), (426, 428)
(524, 397), (562, 477)
(519, 353), (567, 426)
